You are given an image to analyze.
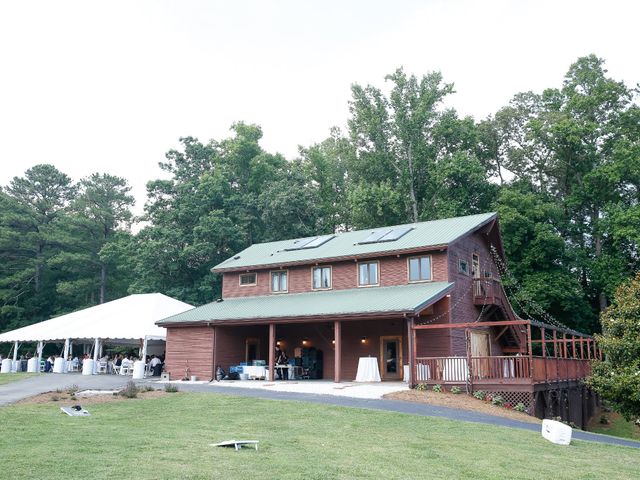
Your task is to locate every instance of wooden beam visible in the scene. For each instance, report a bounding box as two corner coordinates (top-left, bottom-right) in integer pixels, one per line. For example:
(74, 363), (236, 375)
(406, 317), (415, 386)
(553, 330), (558, 357)
(541, 327), (546, 358)
(495, 326), (510, 341)
(268, 323), (275, 382)
(527, 323), (533, 357)
(334, 320), (342, 383)
(572, 335), (576, 359)
(414, 320), (530, 330)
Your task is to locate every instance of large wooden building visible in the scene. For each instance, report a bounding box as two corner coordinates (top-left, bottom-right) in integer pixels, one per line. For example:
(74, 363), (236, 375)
(158, 212), (599, 427)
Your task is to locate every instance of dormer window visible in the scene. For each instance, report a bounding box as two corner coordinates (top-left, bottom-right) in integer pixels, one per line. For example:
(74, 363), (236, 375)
(239, 273), (257, 286)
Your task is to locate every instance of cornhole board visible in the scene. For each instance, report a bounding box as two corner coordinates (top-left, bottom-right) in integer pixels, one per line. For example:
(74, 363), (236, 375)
(211, 440), (259, 451)
(60, 406), (90, 417)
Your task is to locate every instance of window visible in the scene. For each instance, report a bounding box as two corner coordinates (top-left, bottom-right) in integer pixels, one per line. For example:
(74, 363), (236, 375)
(358, 261), (379, 286)
(271, 271), (288, 293)
(458, 259), (469, 275)
(312, 266), (332, 289)
(408, 256), (431, 282)
(239, 273), (257, 286)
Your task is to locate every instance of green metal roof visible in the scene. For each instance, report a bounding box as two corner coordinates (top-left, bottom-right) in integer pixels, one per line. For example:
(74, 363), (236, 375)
(157, 282), (453, 325)
(214, 212), (496, 271)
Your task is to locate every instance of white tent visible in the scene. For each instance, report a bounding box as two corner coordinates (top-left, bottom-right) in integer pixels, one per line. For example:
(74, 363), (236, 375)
(0, 293), (193, 375)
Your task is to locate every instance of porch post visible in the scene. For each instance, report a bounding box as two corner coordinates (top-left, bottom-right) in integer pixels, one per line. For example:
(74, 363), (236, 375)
(552, 330), (558, 357)
(541, 327), (546, 358)
(211, 326), (217, 381)
(562, 333), (567, 358)
(580, 337), (584, 359)
(334, 320), (341, 383)
(587, 338), (591, 359)
(268, 323), (275, 382)
(406, 317), (414, 386)
(571, 335), (576, 359)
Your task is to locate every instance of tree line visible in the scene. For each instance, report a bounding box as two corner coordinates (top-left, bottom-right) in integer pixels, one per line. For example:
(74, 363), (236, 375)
(1, 54), (638, 337)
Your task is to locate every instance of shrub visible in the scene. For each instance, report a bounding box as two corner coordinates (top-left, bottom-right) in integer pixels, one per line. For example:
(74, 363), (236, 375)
(164, 383), (179, 393)
(450, 386), (462, 394)
(472, 390), (486, 400)
(50, 395), (60, 402)
(503, 402), (512, 409)
(432, 384), (443, 393)
(65, 384), (79, 395)
(143, 385), (155, 392)
(599, 415), (609, 425)
(514, 403), (526, 412)
(120, 381), (139, 399)
(491, 395), (504, 407)
(414, 383), (428, 391)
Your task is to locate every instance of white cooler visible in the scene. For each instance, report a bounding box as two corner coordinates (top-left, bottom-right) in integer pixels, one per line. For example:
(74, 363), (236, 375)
(541, 419), (572, 445)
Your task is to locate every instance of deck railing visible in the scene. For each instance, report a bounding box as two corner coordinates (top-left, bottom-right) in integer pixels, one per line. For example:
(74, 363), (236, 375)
(414, 355), (592, 384)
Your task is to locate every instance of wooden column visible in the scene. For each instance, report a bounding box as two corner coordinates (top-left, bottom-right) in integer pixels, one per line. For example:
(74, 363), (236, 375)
(406, 317), (414, 386)
(268, 323), (275, 382)
(334, 320), (342, 383)
(571, 335), (576, 359)
(580, 337), (584, 359)
(562, 333), (567, 358)
(541, 327), (546, 358)
(211, 325), (217, 381)
(587, 338), (591, 359)
(526, 323), (533, 357)
(553, 330), (558, 357)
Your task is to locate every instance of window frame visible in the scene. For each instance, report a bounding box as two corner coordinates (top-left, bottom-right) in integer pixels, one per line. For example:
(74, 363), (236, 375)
(407, 255), (433, 283)
(239, 272), (257, 287)
(458, 259), (469, 276)
(357, 260), (380, 287)
(311, 265), (333, 291)
(270, 269), (289, 294)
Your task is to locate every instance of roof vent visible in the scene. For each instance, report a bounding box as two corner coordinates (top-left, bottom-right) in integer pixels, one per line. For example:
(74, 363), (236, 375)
(233, 255), (241, 260)
(216, 298), (224, 303)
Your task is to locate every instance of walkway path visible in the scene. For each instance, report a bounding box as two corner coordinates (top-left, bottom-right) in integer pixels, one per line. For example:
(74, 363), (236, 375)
(1, 374), (639, 449)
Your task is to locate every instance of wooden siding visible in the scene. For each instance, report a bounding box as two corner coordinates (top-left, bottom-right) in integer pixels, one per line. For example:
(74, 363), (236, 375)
(222, 251), (448, 298)
(446, 231), (501, 356)
(165, 326), (214, 381)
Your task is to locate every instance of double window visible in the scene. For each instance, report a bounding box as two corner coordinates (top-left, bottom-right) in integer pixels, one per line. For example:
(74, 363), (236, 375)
(408, 256), (432, 282)
(358, 261), (379, 286)
(312, 266), (332, 290)
(271, 271), (288, 293)
(239, 273), (257, 286)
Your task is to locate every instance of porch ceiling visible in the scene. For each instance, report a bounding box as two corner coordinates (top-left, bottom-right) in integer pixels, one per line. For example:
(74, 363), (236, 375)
(157, 282), (453, 326)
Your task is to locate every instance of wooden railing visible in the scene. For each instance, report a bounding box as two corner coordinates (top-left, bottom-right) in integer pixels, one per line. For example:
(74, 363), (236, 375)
(415, 355), (592, 385)
(473, 278), (503, 305)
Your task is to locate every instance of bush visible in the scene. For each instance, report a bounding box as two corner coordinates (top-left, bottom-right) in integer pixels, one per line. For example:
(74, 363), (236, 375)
(120, 381), (139, 399)
(50, 394), (60, 402)
(491, 395), (504, 407)
(143, 385), (155, 392)
(450, 386), (462, 394)
(472, 390), (486, 400)
(414, 383), (428, 391)
(503, 402), (512, 409)
(65, 384), (79, 395)
(514, 403), (526, 412)
(599, 415), (609, 425)
(432, 384), (443, 393)
(164, 384), (179, 393)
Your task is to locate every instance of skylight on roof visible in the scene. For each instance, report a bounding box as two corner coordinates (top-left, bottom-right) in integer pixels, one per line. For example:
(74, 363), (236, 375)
(284, 235), (335, 251)
(358, 226), (414, 245)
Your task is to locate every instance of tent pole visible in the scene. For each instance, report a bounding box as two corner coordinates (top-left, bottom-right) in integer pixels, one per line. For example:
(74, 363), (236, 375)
(141, 336), (148, 375)
(93, 338), (100, 374)
(62, 338), (70, 373)
(37, 341), (43, 372)
(13, 341), (19, 371)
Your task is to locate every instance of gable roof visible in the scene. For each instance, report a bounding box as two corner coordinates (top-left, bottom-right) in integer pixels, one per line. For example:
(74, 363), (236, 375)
(214, 212), (497, 272)
(157, 282), (453, 326)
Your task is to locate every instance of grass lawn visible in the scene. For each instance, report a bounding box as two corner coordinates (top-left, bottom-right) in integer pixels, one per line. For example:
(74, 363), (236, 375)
(589, 411), (640, 441)
(0, 392), (637, 480)
(0, 372), (40, 386)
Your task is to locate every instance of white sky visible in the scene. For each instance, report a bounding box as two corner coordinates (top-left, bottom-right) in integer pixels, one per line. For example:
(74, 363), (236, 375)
(1, 0), (638, 214)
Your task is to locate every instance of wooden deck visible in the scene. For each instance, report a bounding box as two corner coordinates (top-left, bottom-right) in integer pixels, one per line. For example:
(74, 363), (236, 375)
(415, 355), (592, 386)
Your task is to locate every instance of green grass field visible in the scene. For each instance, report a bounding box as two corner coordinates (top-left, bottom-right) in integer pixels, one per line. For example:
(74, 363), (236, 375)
(0, 392), (637, 480)
(590, 412), (640, 441)
(0, 372), (39, 385)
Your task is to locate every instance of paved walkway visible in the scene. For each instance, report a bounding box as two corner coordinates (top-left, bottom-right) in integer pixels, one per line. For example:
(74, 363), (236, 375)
(1, 374), (639, 449)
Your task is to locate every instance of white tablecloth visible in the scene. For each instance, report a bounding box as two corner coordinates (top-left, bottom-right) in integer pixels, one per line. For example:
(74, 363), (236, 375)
(355, 357), (381, 382)
(243, 366), (267, 379)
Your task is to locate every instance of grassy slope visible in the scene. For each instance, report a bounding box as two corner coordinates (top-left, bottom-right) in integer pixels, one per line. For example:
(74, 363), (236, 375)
(0, 393), (637, 480)
(0, 372), (39, 386)
(589, 412), (640, 441)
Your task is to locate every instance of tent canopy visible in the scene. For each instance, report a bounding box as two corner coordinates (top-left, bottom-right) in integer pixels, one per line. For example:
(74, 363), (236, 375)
(0, 294), (193, 343)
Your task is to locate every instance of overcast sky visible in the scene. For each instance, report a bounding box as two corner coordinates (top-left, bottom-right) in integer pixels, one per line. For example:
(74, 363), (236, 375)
(1, 0), (638, 213)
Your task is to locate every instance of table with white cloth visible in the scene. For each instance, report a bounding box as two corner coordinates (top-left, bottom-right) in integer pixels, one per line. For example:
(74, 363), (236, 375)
(355, 357), (381, 382)
(242, 366), (267, 379)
